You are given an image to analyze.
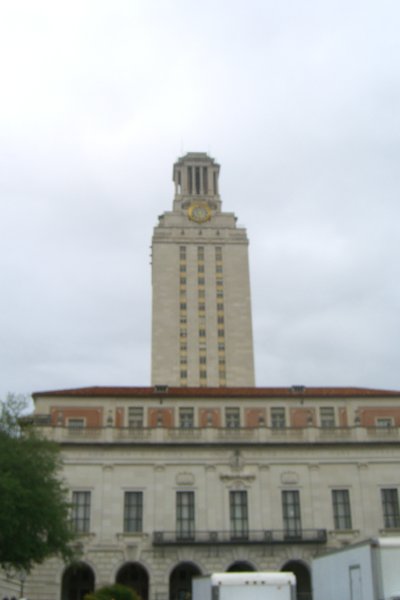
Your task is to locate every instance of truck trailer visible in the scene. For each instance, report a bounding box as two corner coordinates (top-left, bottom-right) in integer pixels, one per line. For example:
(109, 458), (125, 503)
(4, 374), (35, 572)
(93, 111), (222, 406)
(312, 537), (400, 600)
(192, 572), (296, 600)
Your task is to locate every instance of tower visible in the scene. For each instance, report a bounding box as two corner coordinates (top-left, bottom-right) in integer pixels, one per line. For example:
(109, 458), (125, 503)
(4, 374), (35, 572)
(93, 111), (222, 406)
(151, 152), (255, 387)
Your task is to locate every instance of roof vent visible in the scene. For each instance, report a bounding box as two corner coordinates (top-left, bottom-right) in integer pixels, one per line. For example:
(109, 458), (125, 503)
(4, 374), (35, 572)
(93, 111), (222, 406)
(154, 385), (169, 394)
(291, 385), (305, 393)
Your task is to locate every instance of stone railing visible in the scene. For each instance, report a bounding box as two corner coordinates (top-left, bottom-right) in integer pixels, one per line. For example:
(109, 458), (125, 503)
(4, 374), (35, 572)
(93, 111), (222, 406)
(33, 421), (400, 445)
(152, 528), (327, 545)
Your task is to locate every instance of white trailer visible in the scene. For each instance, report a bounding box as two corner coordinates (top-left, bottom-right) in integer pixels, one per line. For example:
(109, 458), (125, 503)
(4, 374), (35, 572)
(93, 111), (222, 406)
(192, 572), (296, 600)
(312, 537), (400, 600)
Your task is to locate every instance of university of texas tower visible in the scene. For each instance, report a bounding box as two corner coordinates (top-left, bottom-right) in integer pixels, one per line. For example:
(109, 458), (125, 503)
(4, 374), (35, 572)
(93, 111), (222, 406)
(151, 152), (255, 387)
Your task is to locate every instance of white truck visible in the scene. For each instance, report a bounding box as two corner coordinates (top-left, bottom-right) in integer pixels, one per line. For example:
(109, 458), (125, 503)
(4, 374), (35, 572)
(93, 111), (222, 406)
(192, 572), (296, 600)
(312, 537), (400, 600)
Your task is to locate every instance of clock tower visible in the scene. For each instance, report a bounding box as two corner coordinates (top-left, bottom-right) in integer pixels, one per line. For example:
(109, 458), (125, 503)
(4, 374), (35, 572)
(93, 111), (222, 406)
(151, 152), (255, 387)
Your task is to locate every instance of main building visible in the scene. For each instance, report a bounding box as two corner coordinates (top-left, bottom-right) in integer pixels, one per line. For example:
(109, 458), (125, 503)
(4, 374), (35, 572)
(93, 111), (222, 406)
(18, 154), (400, 600)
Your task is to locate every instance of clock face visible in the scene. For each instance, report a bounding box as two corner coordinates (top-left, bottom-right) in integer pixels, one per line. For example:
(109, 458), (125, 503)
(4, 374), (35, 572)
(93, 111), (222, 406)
(188, 202), (211, 224)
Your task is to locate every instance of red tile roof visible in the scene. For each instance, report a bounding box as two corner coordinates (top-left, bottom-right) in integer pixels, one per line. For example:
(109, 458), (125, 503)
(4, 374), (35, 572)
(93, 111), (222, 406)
(32, 385), (400, 399)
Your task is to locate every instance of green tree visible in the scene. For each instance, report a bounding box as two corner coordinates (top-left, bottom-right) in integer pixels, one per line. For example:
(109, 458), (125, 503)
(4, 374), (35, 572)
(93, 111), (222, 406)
(0, 394), (77, 571)
(85, 583), (140, 600)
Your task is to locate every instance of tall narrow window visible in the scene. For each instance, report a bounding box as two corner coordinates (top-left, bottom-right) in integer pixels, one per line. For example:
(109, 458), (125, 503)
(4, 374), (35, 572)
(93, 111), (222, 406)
(176, 491), (195, 540)
(332, 489), (352, 529)
(230, 490), (248, 539)
(282, 490), (301, 538)
(195, 167), (200, 194)
(381, 489), (400, 528)
(124, 491), (143, 532)
(225, 408), (240, 429)
(203, 167), (208, 194)
(271, 407), (286, 429)
(179, 408), (194, 429)
(320, 407), (335, 428)
(72, 491), (91, 533)
(188, 167), (193, 194)
(128, 407), (143, 428)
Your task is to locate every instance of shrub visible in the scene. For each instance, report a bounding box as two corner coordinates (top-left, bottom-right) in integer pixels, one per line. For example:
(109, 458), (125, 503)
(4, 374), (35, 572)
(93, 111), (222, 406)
(85, 583), (140, 600)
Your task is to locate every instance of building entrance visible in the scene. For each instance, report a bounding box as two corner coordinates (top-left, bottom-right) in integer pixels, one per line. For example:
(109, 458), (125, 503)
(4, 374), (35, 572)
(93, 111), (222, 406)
(116, 562), (149, 600)
(61, 562), (95, 600)
(282, 560), (312, 600)
(169, 562), (201, 600)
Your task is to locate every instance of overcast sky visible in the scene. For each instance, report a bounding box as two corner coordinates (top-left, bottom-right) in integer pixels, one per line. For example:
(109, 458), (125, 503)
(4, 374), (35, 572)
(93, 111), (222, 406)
(1, 1), (400, 399)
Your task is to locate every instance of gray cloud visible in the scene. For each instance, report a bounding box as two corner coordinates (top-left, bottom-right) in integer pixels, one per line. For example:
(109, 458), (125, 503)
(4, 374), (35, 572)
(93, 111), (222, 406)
(1, 0), (400, 397)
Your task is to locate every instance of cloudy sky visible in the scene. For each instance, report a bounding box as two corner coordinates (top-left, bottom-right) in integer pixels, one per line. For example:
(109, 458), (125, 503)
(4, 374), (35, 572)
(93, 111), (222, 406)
(1, 0), (400, 399)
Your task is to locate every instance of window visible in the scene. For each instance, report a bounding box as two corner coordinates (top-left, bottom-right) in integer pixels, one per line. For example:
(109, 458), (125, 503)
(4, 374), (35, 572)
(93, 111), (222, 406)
(180, 356), (187, 365)
(199, 329), (206, 338)
(198, 277), (205, 285)
(218, 329), (225, 337)
(198, 303), (205, 311)
(226, 408), (240, 429)
(179, 408), (194, 428)
(376, 418), (394, 428)
(217, 303), (224, 311)
(179, 246), (186, 259)
(216, 265), (223, 273)
(198, 264), (205, 273)
(180, 343), (187, 352)
(320, 407), (335, 428)
(217, 290), (224, 298)
(180, 277), (186, 285)
(332, 489), (352, 529)
(217, 316), (224, 324)
(381, 489), (400, 528)
(176, 491), (195, 540)
(230, 491), (248, 539)
(216, 278), (223, 286)
(180, 317), (187, 324)
(180, 303), (187, 311)
(218, 343), (225, 351)
(180, 370), (187, 379)
(72, 491), (91, 533)
(197, 247), (204, 260)
(215, 247), (222, 260)
(128, 407), (143, 428)
(198, 289), (205, 298)
(180, 329), (187, 338)
(199, 355), (207, 364)
(124, 491), (143, 533)
(199, 370), (207, 379)
(271, 407), (286, 429)
(67, 418), (85, 429)
(282, 490), (301, 537)
(180, 265), (186, 272)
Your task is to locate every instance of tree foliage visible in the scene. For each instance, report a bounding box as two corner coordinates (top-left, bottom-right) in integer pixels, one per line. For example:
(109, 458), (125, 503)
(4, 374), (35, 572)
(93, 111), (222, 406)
(0, 394), (77, 572)
(85, 584), (141, 600)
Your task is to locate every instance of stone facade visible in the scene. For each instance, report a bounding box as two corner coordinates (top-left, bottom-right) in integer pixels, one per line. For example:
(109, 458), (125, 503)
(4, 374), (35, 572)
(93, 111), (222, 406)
(25, 386), (400, 600)
(151, 153), (255, 387)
